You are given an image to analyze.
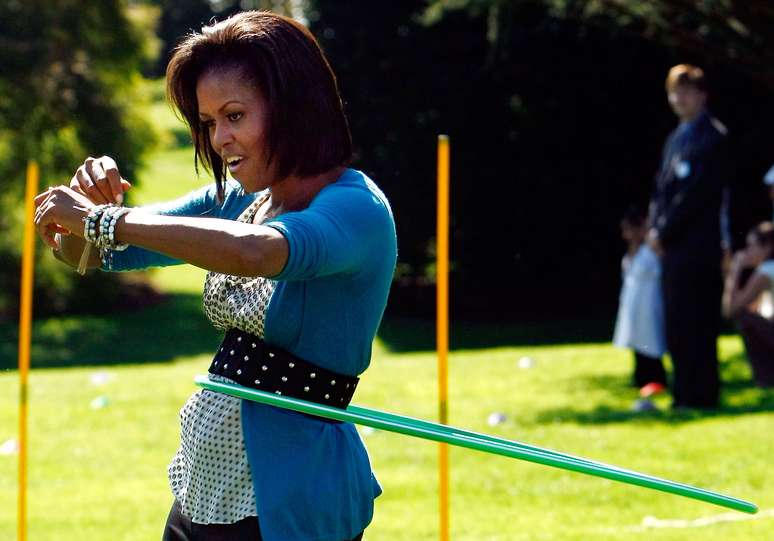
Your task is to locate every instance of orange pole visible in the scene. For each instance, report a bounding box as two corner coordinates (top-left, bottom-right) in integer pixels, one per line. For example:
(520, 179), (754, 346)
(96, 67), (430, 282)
(18, 161), (38, 541)
(436, 135), (450, 541)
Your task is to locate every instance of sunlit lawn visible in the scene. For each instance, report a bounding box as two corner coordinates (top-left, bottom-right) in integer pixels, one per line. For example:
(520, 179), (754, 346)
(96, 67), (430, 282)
(1, 324), (773, 541)
(1, 79), (772, 540)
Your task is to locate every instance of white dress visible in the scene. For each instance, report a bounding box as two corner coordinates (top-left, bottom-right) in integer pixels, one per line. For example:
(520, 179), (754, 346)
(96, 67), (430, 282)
(613, 244), (667, 358)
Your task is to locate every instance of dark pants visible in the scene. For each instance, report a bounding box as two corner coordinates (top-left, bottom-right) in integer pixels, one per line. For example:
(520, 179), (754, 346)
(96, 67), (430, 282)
(662, 259), (722, 408)
(736, 311), (774, 387)
(632, 352), (667, 388)
(162, 501), (364, 541)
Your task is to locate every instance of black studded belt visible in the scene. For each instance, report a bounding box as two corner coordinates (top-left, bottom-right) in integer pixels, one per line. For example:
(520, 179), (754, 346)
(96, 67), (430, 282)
(208, 329), (360, 419)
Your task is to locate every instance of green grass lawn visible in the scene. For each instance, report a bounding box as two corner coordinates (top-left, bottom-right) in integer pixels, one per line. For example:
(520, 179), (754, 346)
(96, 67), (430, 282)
(1, 79), (772, 540)
(1, 328), (773, 541)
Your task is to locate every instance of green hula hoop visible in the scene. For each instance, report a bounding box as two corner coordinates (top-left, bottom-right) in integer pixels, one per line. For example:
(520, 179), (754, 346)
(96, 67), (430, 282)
(195, 375), (757, 515)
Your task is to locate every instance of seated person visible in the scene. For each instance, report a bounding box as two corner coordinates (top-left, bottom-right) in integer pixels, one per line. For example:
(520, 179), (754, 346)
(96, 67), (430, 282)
(722, 222), (774, 387)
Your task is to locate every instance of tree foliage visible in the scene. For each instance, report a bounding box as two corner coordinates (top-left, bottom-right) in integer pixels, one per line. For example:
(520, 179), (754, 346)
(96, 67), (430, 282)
(424, 0), (774, 89)
(311, 0), (774, 318)
(0, 0), (156, 318)
(5, 0), (770, 321)
(151, 0), (303, 77)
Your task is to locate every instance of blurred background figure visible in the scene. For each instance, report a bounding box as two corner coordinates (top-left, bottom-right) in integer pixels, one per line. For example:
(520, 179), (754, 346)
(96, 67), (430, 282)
(764, 164), (774, 220)
(613, 206), (667, 389)
(648, 64), (728, 409)
(723, 222), (774, 388)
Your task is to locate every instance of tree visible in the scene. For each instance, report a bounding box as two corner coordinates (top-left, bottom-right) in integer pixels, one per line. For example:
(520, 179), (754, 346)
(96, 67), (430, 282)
(310, 0), (774, 319)
(152, 0), (304, 77)
(424, 1), (774, 90)
(0, 0), (156, 318)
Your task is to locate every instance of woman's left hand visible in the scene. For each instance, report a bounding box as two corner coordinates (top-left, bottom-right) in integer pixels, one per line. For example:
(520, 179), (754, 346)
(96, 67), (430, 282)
(33, 185), (95, 249)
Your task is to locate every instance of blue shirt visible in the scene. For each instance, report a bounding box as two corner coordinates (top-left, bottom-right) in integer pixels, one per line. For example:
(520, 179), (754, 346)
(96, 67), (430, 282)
(108, 169), (397, 540)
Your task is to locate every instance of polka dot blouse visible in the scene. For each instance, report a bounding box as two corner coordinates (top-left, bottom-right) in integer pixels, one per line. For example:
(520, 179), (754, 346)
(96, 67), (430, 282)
(168, 196), (273, 524)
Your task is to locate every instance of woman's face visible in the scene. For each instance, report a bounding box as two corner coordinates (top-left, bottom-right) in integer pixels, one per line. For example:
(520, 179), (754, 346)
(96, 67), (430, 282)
(196, 67), (274, 192)
(746, 233), (770, 266)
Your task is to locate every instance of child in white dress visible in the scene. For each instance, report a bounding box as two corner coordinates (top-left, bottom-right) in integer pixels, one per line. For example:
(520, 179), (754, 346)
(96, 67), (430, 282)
(613, 208), (668, 388)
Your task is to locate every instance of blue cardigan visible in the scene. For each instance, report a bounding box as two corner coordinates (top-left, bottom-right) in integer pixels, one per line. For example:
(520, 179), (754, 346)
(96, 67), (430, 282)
(108, 169), (397, 541)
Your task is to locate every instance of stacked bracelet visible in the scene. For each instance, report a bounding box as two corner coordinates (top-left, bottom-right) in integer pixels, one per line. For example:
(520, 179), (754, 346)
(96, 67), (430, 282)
(83, 204), (110, 243)
(79, 203), (132, 271)
(98, 206), (130, 252)
(80, 204), (130, 249)
(79, 204), (109, 275)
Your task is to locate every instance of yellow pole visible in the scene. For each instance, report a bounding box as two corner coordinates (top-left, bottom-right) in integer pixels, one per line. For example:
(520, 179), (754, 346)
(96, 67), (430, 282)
(18, 161), (38, 541)
(436, 135), (450, 541)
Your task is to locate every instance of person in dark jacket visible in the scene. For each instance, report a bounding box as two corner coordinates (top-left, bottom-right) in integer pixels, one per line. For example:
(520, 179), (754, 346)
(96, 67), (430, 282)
(648, 64), (728, 409)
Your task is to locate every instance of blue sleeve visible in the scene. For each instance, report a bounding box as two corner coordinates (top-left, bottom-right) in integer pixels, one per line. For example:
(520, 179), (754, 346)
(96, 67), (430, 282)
(104, 182), (235, 272)
(266, 183), (394, 281)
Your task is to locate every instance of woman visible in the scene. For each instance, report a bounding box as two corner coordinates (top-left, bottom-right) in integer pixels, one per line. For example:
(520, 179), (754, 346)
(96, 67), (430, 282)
(34, 11), (396, 541)
(722, 222), (774, 387)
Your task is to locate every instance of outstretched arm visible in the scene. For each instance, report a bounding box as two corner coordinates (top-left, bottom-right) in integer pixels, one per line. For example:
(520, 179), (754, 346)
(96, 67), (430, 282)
(50, 156), (251, 272)
(114, 211), (288, 277)
(35, 185), (288, 278)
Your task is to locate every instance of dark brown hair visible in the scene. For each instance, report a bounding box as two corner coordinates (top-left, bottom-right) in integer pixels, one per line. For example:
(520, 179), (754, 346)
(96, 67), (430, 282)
(166, 10), (352, 201)
(750, 222), (774, 258)
(665, 64), (707, 93)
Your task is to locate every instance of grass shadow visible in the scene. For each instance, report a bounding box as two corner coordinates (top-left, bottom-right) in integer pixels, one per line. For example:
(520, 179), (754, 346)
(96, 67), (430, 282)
(533, 349), (774, 425)
(0, 293), (221, 370)
(534, 394), (774, 425)
(377, 316), (614, 352)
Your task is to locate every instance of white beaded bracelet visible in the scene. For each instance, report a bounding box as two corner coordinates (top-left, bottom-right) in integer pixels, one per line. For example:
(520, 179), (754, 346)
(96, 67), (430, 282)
(98, 206), (132, 270)
(77, 203), (131, 273)
(99, 206), (130, 251)
(82, 204), (108, 243)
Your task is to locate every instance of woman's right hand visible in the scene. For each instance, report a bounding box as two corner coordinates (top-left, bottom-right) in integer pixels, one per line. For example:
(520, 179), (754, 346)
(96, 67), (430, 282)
(70, 155), (132, 205)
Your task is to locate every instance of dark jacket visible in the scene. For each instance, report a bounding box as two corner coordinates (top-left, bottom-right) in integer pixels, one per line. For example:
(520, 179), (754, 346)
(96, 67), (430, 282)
(650, 110), (728, 264)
